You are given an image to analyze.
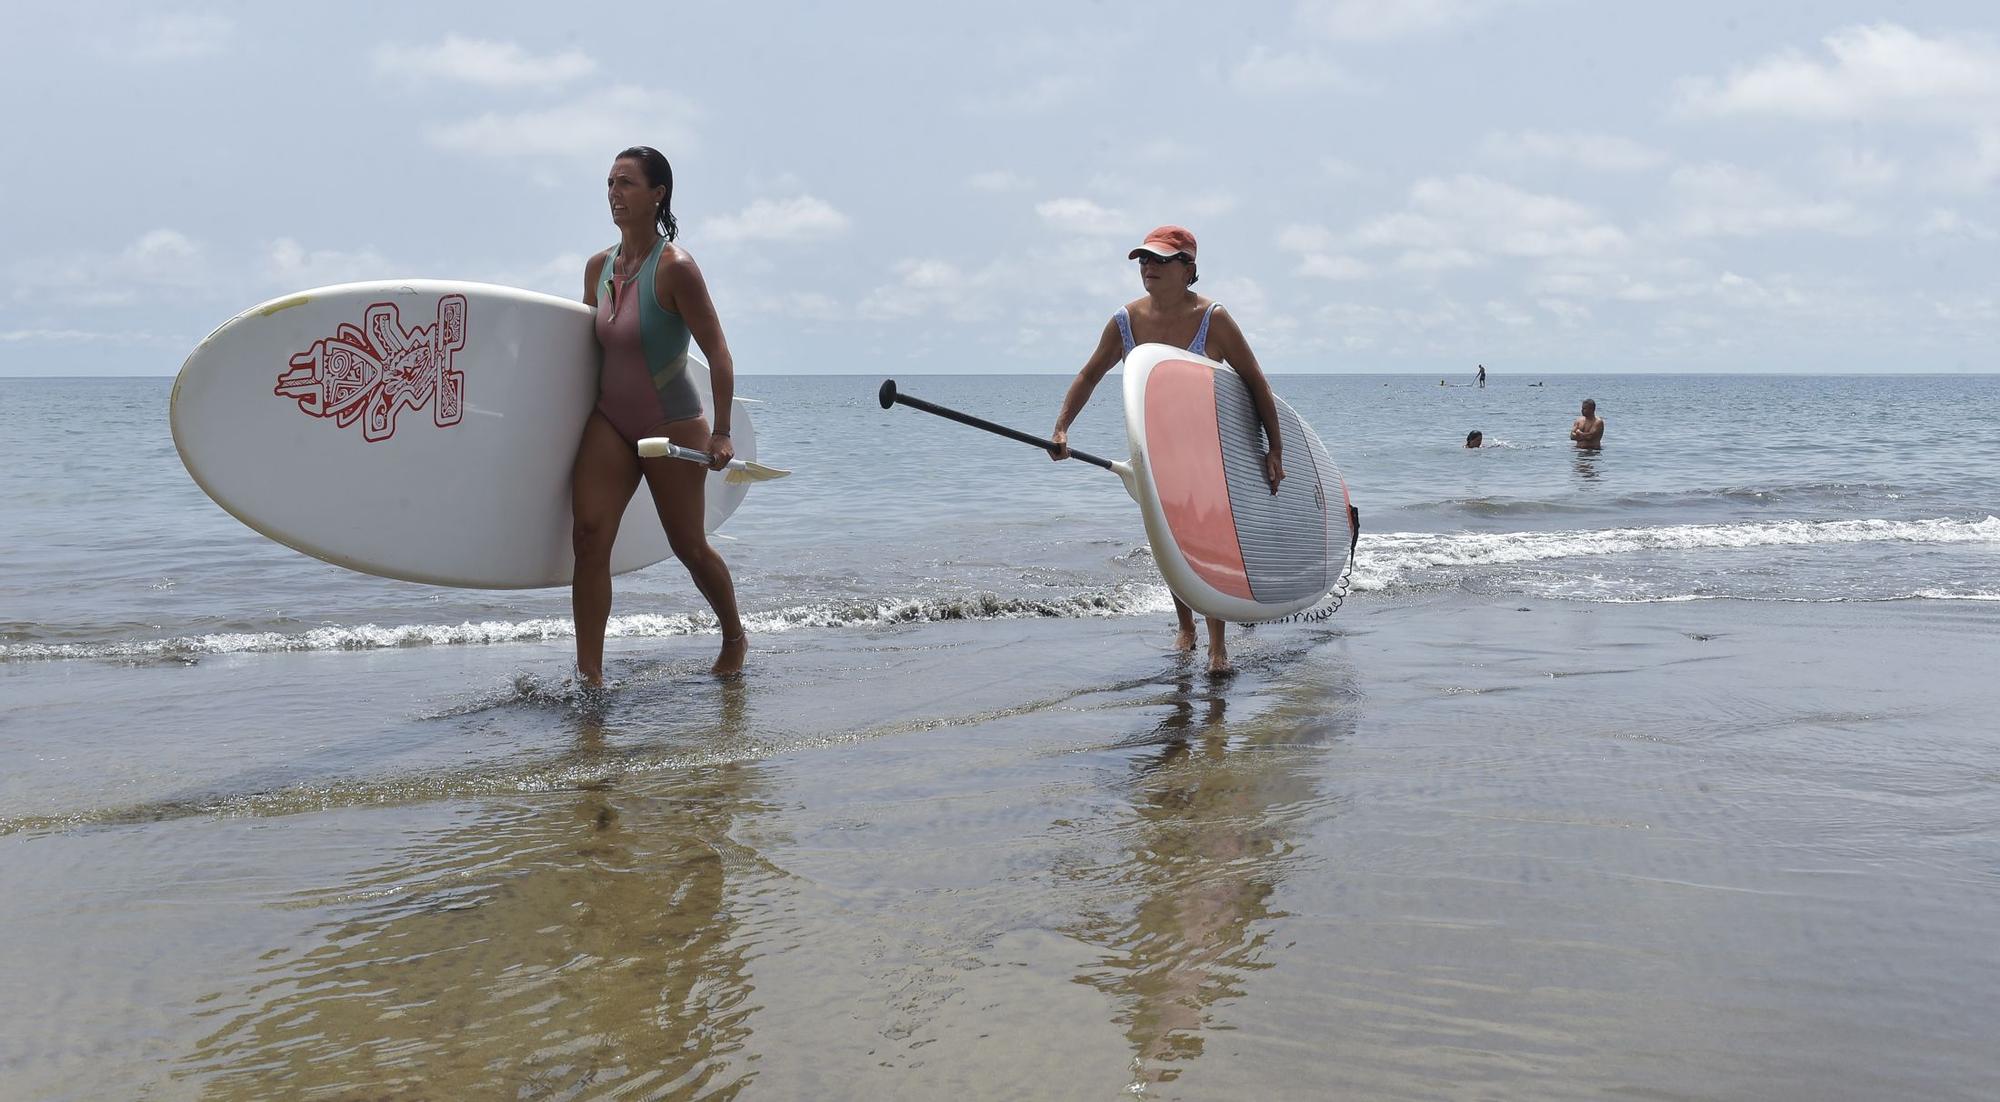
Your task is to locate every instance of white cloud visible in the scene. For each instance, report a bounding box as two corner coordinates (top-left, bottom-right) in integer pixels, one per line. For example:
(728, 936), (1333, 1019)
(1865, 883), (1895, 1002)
(1822, 146), (1902, 190)
(1527, 258), (1709, 304)
(125, 229), (206, 286)
(29, 229), (210, 306)
(1134, 140), (1199, 162)
(1319, 157), (1362, 181)
(1230, 47), (1361, 95)
(1538, 298), (1592, 325)
(1296, 0), (1503, 42)
(1314, 302), (1394, 329)
(0, 328), (179, 345)
(372, 36), (596, 89)
(1676, 24), (2000, 124)
(737, 290), (844, 322)
(1351, 176), (1627, 263)
(1277, 224), (1371, 279)
(1313, 298), (1475, 343)
(1930, 295), (1996, 322)
(858, 259), (1000, 322)
(1919, 209), (1998, 241)
(427, 85), (697, 159)
(704, 196), (852, 244)
(1205, 276), (1271, 328)
(965, 74), (1094, 116)
(1035, 197), (1131, 236)
(1416, 177), (1628, 257)
(110, 13), (234, 62)
(1352, 211), (1452, 251)
(1181, 193), (1239, 219)
(1485, 300), (1533, 327)
(967, 170), (1032, 192)
(1396, 248), (1487, 272)
(1713, 271), (1808, 311)
(1938, 129), (2000, 191)
(472, 251), (593, 298)
(1613, 282), (1687, 303)
(1300, 255), (1373, 280)
(1666, 163), (1867, 238)
(265, 238), (396, 287)
(1277, 224), (1334, 253)
(1480, 130), (1669, 172)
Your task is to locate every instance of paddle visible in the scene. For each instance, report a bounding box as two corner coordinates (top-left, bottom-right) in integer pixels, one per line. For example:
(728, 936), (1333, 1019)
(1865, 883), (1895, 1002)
(876, 379), (1122, 473)
(635, 438), (792, 484)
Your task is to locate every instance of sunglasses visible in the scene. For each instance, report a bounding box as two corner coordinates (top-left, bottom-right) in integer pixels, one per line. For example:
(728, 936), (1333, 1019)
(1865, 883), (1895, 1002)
(1135, 252), (1188, 266)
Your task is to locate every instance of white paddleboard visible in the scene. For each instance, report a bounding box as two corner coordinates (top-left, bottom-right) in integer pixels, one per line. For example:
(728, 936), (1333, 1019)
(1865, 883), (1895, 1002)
(171, 279), (757, 589)
(1120, 343), (1353, 623)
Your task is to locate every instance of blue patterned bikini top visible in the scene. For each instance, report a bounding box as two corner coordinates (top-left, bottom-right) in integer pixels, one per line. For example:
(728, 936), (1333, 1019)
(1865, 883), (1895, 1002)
(1115, 302), (1217, 358)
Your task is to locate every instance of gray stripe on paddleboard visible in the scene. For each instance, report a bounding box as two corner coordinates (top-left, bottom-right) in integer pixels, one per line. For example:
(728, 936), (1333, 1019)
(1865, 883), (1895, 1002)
(1214, 373), (1339, 602)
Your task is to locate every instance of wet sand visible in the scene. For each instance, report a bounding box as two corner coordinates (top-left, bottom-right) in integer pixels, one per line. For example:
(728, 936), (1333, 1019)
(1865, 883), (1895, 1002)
(4, 596), (1999, 1100)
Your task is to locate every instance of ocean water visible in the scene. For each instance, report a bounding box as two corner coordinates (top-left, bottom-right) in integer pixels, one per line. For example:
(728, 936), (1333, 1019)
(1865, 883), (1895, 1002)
(4, 373), (1996, 662)
(3, 372), (1999, 1100)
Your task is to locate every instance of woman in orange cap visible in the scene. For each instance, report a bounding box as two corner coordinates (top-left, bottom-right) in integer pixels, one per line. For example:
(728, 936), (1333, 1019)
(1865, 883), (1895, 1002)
(1048, 225), (1287, 675)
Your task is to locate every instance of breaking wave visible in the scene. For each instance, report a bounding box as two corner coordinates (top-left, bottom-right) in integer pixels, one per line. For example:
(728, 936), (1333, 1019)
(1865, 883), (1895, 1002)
(1352, 515), (2000, 591)
(0, 584), (1180, 662)
(6, 516), (1994, 662)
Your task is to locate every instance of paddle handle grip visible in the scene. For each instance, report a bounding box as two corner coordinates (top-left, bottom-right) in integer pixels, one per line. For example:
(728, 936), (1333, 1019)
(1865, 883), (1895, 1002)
(636, 438), (745, 471)
(876, 380), (1116, 471)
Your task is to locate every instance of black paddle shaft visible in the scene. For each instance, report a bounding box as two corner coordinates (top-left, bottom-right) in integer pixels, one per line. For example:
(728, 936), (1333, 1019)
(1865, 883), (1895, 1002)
(877, 380), (1116, 472)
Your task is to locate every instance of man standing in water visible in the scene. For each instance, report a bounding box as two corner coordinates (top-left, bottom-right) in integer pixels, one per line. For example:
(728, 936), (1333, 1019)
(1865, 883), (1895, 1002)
(1476, 364), (1486, 387)
(1570, 398), (1605, 449)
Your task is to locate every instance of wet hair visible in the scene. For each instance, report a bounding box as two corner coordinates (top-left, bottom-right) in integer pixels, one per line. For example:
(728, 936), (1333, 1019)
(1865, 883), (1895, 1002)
(1582, 398), (1597, 412)
(616, 146), (679, 241)
(1465, 430), (1483, 447)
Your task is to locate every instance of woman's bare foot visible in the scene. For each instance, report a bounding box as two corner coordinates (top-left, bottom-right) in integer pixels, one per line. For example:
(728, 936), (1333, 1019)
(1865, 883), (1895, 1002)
(711, 632), (747, 678)
(1206, 647), (1233, 676)
(1173, 627), (1197, 653)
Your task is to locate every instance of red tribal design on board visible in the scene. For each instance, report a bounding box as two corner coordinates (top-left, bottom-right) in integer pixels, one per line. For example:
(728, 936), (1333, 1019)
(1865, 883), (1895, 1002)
(274, 296), (467, 442)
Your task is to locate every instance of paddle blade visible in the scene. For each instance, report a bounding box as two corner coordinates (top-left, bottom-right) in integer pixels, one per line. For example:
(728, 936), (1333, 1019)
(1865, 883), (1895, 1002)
(724, 461), (791, 484)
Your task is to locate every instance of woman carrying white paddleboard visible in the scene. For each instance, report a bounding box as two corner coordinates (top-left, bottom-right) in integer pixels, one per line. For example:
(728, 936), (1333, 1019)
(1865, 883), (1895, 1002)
(572, 146), (746, 682)
(1049, 225), (1287, 675)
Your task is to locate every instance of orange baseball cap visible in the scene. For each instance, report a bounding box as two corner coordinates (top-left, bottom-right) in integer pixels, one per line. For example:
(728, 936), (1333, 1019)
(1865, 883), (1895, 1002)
(1129, 225), (1197, 261)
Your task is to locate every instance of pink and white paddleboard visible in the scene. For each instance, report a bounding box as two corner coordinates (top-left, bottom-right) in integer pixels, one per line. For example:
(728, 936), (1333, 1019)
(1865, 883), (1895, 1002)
(1120, 343), (1354, 623)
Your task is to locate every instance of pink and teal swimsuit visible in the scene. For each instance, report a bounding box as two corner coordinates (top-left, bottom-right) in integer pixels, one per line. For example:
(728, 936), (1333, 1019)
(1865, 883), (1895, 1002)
(594, 237), (702, 443)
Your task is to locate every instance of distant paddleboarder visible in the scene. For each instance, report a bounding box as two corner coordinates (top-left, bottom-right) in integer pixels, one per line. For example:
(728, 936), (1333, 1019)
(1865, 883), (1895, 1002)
(1476, 363), (1486, 387)
(1048, 225), (1286, 675)
(572, 146), (747, 682)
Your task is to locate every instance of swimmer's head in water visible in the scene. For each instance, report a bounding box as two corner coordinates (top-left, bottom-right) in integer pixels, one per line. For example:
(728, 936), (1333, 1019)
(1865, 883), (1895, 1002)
(1581, 398), (1597, 415)
(1465, 430), (1483, 448)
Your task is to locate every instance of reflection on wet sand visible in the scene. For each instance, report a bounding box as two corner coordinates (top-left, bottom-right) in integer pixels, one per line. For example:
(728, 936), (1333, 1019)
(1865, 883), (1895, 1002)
(177, 683), (772, 1100)
(1066, 673), (1350, 1094)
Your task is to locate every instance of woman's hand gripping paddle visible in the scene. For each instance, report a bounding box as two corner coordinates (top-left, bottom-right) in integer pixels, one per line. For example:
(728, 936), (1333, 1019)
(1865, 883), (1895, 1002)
(635, 438), (792, 484)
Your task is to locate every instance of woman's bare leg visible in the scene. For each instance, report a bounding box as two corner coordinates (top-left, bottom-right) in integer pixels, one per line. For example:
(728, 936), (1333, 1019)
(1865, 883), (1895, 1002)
(570, 413), (641, 685)
(641, 416), (746, 677)
(1205, 616), (1232, 675)
(1172, 595), (1198, 653)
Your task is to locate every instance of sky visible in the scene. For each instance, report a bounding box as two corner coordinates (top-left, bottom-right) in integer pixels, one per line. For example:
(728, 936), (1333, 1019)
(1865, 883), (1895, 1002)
(2, 1), (1995, 376)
